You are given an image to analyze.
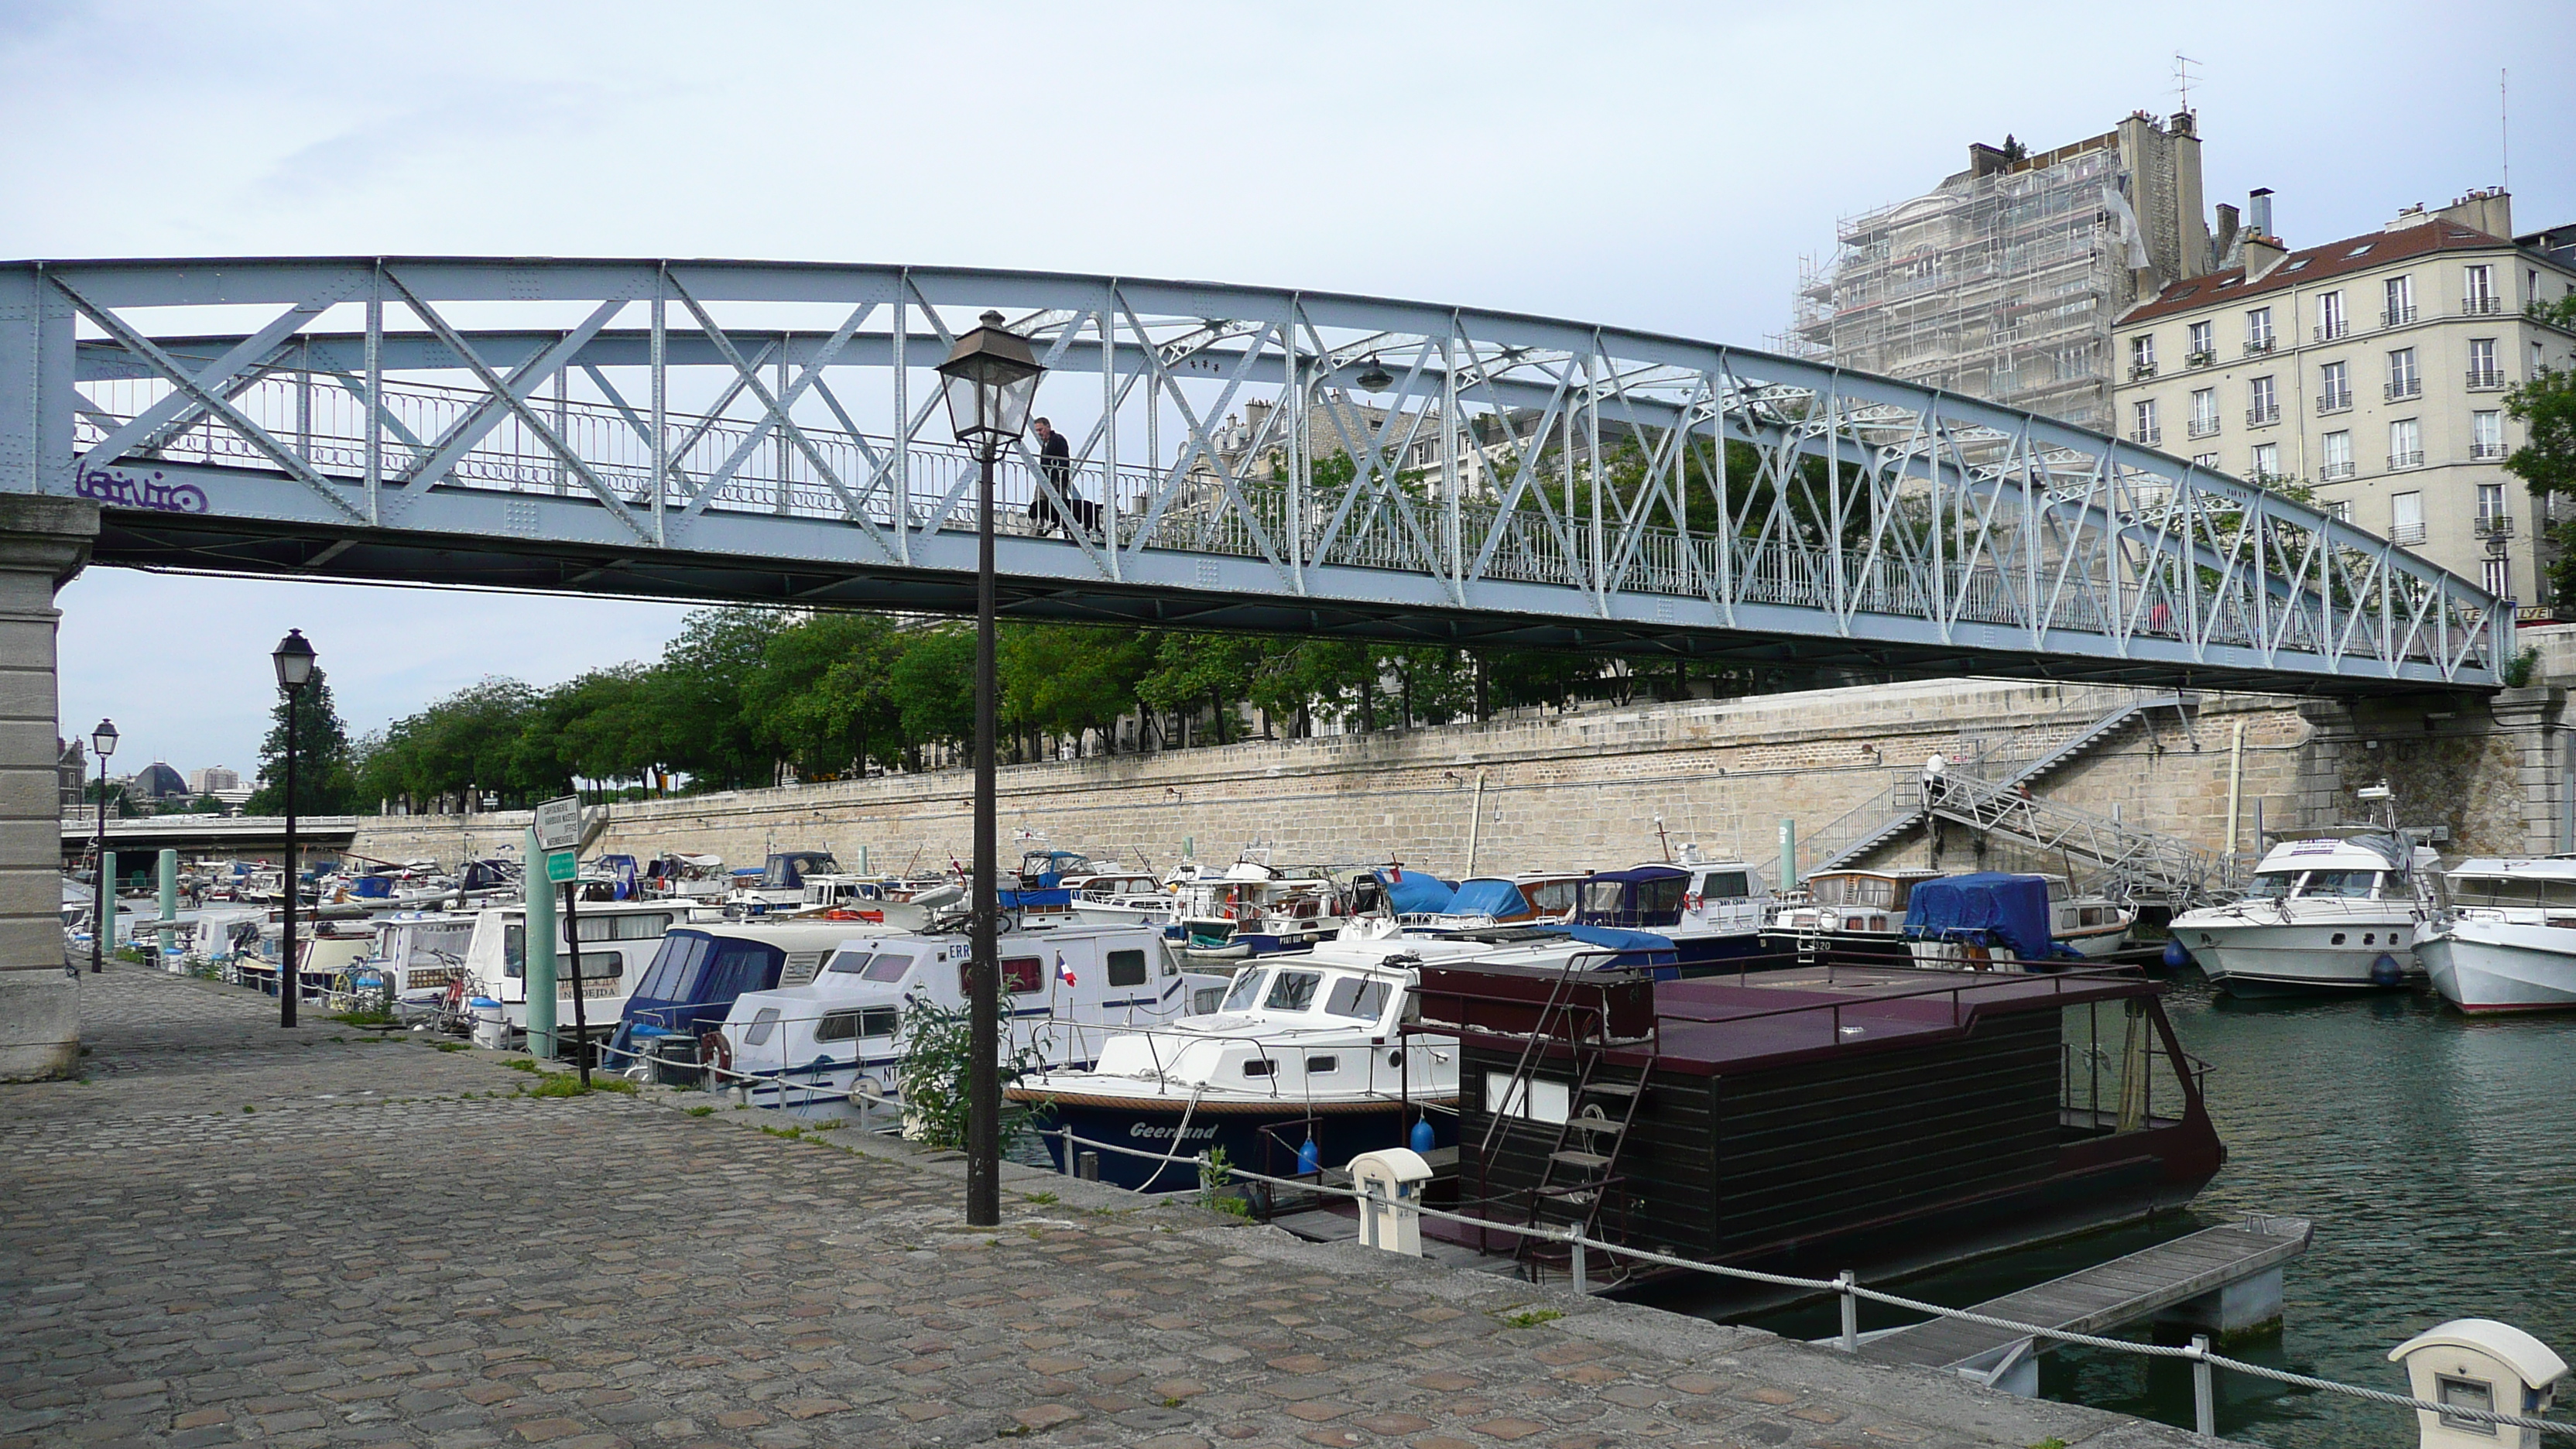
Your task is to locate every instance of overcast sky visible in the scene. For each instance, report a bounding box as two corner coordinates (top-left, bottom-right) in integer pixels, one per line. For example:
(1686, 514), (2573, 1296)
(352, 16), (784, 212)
(6, 0), (2570, 778)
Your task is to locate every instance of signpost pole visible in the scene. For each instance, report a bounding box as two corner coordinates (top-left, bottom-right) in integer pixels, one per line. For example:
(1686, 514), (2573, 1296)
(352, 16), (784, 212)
(529, 796), (585, 1063)
(560, 879), (589, 1088)
(523, 829), (557, 1058)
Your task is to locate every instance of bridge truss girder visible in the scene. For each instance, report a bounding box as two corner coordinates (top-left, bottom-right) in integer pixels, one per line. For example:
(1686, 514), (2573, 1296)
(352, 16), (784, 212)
(0, 257), (2507, 694)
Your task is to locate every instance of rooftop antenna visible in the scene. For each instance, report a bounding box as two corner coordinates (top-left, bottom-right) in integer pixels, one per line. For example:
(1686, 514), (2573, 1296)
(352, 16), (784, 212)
(2173, 52), (2201, 114)
(2500, 68), (2509, 192)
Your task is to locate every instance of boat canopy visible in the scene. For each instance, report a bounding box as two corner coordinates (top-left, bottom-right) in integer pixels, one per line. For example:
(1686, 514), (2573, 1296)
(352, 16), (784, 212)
(1375, 868), (1458, 915)
(1531, 922), (1675, 952)
(1577, 866), (1689, 928)
(760, 851), (838, 889)
(1901, 872), (2064, 959)
(1447, 878), (1530, 917)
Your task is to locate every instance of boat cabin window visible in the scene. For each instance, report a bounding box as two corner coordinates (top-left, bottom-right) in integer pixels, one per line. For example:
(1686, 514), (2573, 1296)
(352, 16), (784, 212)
(824, 949), (875, 975)
(632, 933), (712, 1000)
(1242, 1057), (1275, 1077)
(859, 953), (913, 983)
(2448, 875), (2576, 909)
(1635, 877), (1685, 921)
(1192, 985), (1226, 1014)
(742, 1007), (781, 1046)
(1580, 880), (1624, 913)
(1003, 955), (1043, 995)
(1523, 880), (1580, 914)
(1698, 872), (1752, 900)
(1811, 875), (1896, 909)
(576, 912), (670, 941)
(815, 1006), (900, 1042)
(1220, 970), (1266, 1012)
(2243, 871), (2300, 899)
(1306, 1055), (1338, 1074)
(564, 951), (622, 981)
(1323, 975), (1392, 1021)
(1263, 970), (1323, 1012)
(2299, 869), (2382, 899)
(1105, 949), (1149, 988)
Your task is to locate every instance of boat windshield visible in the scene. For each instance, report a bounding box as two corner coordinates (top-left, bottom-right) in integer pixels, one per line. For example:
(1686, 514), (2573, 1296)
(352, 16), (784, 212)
(2451, 875), (2576, 909)
(2297, 869), (2381, 899)
(2242, 871), (2301, 899)
(1263, 970), (1323, 1012)
(1219, 970), (1266, 1012)
(1323, 975), (1391, 1020)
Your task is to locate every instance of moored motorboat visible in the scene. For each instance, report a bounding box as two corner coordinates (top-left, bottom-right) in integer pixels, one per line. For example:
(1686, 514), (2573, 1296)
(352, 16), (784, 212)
(1766, 868), (1944, 962)
(2169, 833), (2437, 995)
(2417, 858), (2576, 1012)
(1902, 872), (2136, 971)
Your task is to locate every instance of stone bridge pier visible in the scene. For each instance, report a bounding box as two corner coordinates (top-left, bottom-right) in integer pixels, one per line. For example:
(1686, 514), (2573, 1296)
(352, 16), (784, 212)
(0, 495), (97, 1080)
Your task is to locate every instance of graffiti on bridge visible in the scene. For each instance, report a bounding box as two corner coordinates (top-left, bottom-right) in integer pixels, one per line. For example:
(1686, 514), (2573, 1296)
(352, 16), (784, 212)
(74, 464), (207, 515)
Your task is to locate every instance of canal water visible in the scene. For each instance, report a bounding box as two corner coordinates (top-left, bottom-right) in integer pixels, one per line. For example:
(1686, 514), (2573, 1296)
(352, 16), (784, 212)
(1718, 971), (2576, 1447)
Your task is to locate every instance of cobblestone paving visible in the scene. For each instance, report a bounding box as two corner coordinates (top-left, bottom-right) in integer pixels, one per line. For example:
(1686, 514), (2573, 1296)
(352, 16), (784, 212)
(2, 966), (2211, 1448)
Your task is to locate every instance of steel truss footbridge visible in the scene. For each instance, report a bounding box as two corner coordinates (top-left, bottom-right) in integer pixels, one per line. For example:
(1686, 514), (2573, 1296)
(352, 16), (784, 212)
(0, 257), (2506, 693)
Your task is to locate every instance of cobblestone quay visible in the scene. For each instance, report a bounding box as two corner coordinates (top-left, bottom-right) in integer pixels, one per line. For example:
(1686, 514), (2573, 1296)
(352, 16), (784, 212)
(3, 968), (2217, 1448)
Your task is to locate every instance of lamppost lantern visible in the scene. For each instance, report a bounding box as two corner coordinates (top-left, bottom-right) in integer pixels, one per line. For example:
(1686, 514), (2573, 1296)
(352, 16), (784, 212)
(88, 718), (116, 976)
(91, 718), (118, 760)
(936, 311), (1044, 457)
(932, 310), (1044, 1228)
(1355, 358), (1393, 392)
(272, 629), (316, 691)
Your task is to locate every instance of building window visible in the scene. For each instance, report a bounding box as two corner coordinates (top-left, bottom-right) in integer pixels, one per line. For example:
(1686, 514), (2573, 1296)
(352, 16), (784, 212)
(2248, 375), (2279, 426)
(2325, 498), (2353, 522)
(2245, 307), (2274, 353)
(2485, 557), (2510, 598)
(2321, 430), (2355, 481)
(2473, 409), (2506, 461)
(2478, 481), (2506, 523)
(2382, 275), (2416, 327)
(2389, 419), (2424, 471)
(2317, 360), (2352, 413)
(2317, 290), (2348, 341)
(2386, 348), (2420, 400)
(2465, 263), (2499, 314)
(2192, 452), (2221, 470)
(2129, 334), (2156, 379)
(2188, 388), (2220, 437)
(2468, 337), (2502, 390)
(2392, 489), (2425, 544)
(2252, 442), (2281, 481)
(2186, 320), (2214, 364)
(2130, 398), (2160, 445)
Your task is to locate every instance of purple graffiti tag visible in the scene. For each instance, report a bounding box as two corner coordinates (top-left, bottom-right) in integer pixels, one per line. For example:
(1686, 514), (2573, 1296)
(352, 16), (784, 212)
(74, 465), (209, 515)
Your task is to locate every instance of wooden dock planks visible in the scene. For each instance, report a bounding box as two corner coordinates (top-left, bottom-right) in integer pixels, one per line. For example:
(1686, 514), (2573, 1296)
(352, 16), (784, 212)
(1858, 1216), (2314, 1370)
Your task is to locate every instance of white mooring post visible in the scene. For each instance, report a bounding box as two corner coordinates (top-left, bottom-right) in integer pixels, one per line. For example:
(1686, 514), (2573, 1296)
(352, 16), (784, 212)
(1838, 1270), (1858, 1351)
(2191, 1334), (2215, 1438)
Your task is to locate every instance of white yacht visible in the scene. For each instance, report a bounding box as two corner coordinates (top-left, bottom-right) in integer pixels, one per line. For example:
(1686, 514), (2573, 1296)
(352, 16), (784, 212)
(2417, 858), (2576, 1012)
(2169, 833), (2438, 995)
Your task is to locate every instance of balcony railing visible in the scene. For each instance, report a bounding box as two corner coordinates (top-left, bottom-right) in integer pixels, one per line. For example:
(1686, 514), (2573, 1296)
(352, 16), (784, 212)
(2246, 403), (2281, 426)
(2315, 317), (2350, 341)
(2317, 390), (2353, 414)
(2129, 426), (2162, 446)
(2475, 513), (2514, 538)
(2319, 461), (2357, 481)
(2386, 379), (2423, 402)
(2472, 440), (2509, 461)
(2128, 361), (2158, 380)
(2389, 450), (2426, 471)
(2243, 335), (2276, 355)
(2467, 368), (2506, 391)
(2390, 520), (2428, 544)
(2187, 417), (2221, 439)
(2462, 295), (2503, 316)
(2381, 305), (2419, 328)
(2185, 349), (2217, 369)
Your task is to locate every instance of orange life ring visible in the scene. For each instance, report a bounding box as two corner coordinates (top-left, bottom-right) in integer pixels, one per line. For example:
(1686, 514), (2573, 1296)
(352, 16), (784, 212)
(1685, 892), (1703, 911)
(699, 1030), (733, 1077)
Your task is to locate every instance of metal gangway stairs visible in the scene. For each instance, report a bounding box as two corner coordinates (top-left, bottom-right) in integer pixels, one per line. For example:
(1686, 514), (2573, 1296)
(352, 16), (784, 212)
(1803, 694), (2201, 879)
(1926, 766), (2235, 907)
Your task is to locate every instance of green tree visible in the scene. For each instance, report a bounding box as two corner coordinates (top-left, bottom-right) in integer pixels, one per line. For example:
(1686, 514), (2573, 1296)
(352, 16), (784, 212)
(887, 625), (977, 754)
(999, 622), (1157, 756)
(1139, 632), (1266, 746)
(749, 613), (906, 779)
(2506, 365), (2576, 602)
(245, 667), (357, 814)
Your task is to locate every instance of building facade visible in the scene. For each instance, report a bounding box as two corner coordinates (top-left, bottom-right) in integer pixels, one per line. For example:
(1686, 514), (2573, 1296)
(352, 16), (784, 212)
(1790, 111), (2215, 432)
(187, 766), (239, 796)
(2113, 190), (2576, 608)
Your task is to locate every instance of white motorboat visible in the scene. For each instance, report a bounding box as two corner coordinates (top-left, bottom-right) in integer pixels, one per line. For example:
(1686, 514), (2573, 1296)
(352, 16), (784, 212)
(2417, 858), (2576, 1012)
(1766, 868), (1945, 959)
(711, 923), (1231, 1121)
(2170, 833), (2438, 995)
(456, 899), (687, 1037)
(1173, 853), (1353, 960)
(1899, 872), (2136, 971)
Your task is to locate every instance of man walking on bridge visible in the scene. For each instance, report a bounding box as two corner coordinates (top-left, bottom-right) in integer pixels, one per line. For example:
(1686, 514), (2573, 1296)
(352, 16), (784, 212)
(1027, 417), (1098, 536)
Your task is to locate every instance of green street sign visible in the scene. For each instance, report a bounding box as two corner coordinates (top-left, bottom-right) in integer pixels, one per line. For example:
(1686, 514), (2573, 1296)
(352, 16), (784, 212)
(545, 850), (579, 884)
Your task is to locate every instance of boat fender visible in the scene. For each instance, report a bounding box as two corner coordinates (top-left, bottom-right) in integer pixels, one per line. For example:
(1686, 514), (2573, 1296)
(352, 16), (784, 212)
(1297, 1137), (1321, 1176)
(1410, 1118), (1436, 1153)
(2369, 953), (2405, 988)
(700, 1030), (734, 1077)
(2160, 938), (2191, 969)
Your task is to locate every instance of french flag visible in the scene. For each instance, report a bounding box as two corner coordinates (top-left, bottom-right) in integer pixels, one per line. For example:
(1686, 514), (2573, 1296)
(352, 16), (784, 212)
(1056, 952), (1077, 988)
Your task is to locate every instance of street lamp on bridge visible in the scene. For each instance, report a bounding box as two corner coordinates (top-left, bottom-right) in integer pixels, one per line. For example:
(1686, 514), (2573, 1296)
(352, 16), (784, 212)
(271, 629), (316, 1029)
(936, 310), (1044, 1228)
(87, 718), (116, 975)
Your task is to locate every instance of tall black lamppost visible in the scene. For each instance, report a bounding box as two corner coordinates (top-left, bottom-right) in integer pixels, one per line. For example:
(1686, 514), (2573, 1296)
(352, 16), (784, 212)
(935, 310), (1044, 1227)
(272, 629), (316, 1029)
(88, 718), (116, 975)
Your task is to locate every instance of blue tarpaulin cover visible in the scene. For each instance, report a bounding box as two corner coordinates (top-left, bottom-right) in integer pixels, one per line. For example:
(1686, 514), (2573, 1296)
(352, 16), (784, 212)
(1901, 872), (2063, 959)
(998, 888), (1073, 910)
(1376, 869), (1458, 915)
(1445, 878), (1530, 917)
(1533, 923), (1676, 954)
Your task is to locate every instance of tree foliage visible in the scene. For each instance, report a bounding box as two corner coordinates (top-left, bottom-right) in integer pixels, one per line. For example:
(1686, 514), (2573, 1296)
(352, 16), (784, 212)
(247, 668), (358, 814)
(2506, 365), (2576, 602)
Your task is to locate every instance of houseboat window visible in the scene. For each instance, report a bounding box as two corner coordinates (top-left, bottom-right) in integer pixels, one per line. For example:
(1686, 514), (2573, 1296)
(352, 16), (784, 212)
(1105, 950), (1149, 988)
(742, 1007), (781, 1046)
(1242, 1057), (1275, 1077)
(1263, 970), (1324, 1012)
(2242, 872), (2300, 899)
(859, 953), (913, 983)
(2299, 869), (2379, 899)
(1524, 881), (1580, 913)
(815, 1006), (901, 1043)
(1483, 1071), (1570, 1125)
(824, 949), (875, 975)
(1219, 971), (1267, 1012)
(1323, 976), (1391, 1020)
(1002, 956), (1043, 995)
(632, 933), (712, 1000)
(1305, 1055), (1338, 1074)
(1700, 872), (1751, 899)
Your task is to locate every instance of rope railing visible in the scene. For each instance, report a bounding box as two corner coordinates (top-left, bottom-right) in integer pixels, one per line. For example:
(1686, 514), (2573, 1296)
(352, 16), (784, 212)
(1049, 1125), (2575, 1441)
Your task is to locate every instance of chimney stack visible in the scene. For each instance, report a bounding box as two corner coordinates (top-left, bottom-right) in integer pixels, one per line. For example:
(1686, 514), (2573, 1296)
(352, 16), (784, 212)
(2247, 187), (2274, 239)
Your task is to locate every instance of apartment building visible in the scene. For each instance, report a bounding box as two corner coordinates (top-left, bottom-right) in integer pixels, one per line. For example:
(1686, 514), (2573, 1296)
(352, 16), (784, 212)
(1790, 111), (2214, 432)
(2113, 189), (2576, 607)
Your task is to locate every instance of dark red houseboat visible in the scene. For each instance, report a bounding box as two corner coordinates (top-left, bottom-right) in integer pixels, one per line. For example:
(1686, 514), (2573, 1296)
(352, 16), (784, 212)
(1410, 961), (2224, 1293)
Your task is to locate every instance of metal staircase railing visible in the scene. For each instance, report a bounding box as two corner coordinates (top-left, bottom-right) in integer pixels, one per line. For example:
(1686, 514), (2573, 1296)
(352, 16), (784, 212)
(1926, 769), (2235, 907)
